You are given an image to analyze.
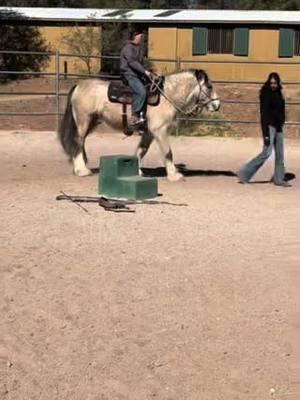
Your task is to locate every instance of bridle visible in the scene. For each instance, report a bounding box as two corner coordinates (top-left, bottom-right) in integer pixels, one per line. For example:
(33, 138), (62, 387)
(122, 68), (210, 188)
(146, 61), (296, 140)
(192, 79), (220, 115)
(148, 74), (219, 117)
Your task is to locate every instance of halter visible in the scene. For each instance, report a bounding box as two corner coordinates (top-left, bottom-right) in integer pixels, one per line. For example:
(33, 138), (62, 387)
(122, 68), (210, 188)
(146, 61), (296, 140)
(148, 74), (219, 117)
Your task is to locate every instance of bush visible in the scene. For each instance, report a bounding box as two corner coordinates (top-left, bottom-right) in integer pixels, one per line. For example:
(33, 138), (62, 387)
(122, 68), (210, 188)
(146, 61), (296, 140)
(177, 112), (239, 137)
(0, 10), (50, 81)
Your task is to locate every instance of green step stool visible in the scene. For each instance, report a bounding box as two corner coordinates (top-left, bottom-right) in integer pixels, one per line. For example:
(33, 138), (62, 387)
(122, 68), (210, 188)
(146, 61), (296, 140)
(98, 155), (158, 200)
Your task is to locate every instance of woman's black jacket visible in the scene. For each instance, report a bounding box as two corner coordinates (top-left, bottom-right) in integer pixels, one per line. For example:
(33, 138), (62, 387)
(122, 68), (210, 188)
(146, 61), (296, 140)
(260, 87), (285, 142)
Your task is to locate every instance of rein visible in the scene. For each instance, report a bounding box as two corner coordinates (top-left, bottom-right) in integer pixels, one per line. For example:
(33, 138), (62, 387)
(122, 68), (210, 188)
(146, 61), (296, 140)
(148, 75), (218, 116)
(148, 76), (188, 115)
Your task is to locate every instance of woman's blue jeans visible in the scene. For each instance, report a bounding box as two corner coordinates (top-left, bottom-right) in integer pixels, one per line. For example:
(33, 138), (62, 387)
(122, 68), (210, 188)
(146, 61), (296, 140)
(124, 75), (146, 116)
(238, 125), (285, 184)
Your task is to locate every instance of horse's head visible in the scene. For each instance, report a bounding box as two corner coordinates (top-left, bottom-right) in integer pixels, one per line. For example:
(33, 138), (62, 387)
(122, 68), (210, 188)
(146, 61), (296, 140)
(194, 69), (220, 112)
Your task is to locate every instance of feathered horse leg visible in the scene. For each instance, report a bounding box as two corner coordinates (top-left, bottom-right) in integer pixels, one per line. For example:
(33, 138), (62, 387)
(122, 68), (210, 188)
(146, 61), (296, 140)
(72, 113), (93, 177)
(154, 125), (183, 181)
(135, 129), (154, 175)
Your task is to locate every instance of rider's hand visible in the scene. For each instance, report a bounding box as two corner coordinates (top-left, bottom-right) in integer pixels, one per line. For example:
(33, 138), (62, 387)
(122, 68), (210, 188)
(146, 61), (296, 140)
(145, 70), (157, 80)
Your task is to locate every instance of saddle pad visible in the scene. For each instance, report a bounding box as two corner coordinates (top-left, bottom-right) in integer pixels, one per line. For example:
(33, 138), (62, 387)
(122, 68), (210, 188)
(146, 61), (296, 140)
(108, 80), (160, 106)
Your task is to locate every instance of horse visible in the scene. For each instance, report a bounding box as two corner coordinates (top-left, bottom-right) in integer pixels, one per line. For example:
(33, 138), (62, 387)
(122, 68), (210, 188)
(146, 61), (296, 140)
(58, 69), (220, 181)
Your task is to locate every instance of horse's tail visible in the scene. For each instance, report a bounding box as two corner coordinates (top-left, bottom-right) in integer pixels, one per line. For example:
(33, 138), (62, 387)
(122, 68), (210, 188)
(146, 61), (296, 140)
(58, 85), (80, 160)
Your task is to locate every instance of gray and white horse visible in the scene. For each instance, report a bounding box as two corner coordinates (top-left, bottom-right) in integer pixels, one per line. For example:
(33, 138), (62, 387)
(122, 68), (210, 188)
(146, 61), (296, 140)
(58, 69), (220, 181)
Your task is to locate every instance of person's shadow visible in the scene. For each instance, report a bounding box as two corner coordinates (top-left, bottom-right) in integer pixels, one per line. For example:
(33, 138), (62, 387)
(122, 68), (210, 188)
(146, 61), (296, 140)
(249, 172), (296, 184)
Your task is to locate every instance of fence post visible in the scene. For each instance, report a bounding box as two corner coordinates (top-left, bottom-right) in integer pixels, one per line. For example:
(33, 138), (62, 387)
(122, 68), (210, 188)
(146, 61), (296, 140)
(64, 61), (68, 80)
(175, 56), (181, 73)
(55, 51), (60, 132)
(175, 57), (181, 136)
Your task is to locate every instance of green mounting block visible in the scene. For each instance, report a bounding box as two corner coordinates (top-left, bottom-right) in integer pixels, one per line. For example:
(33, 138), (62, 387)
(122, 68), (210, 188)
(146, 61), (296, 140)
(98, 155), (158, 200)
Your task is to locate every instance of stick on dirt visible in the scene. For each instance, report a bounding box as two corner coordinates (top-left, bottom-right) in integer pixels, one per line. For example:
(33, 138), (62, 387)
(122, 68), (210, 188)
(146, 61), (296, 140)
(59, 191), (90, 214)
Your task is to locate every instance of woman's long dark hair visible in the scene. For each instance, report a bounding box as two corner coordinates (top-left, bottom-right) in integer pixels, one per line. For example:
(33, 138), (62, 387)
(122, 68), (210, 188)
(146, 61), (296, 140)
(260, 72), (282, 94)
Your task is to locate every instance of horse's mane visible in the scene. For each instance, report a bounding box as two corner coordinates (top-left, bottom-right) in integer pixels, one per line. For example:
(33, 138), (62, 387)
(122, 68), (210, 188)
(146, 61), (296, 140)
(164, 69), (209, 82)
(162, 69), (209, 96)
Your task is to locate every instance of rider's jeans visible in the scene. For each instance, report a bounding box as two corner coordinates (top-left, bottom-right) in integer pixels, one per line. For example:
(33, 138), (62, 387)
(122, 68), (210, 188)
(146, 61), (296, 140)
(124, 75), (146, 116)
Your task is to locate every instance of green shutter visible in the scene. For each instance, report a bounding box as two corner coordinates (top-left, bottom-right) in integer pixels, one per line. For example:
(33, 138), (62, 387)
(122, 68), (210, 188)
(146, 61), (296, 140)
(279, 28), (294, 57)
(192, 27), (207, 55)
(234, 28), (249, 56)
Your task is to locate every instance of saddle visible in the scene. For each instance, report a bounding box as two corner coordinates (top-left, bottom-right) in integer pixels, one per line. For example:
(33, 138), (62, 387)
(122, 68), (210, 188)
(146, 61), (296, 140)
(107, 77), (163, 107)
(107, 76), (164, 136)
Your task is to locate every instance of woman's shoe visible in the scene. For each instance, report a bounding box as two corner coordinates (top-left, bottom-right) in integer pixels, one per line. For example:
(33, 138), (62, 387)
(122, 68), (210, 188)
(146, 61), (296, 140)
(237, 175), (249, 184)
(274, 182), (292, 187)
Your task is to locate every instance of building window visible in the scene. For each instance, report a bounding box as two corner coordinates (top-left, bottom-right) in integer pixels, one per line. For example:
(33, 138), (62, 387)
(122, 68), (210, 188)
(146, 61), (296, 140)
(294, 30), (300, 55)
(207, 28), (234, 54)
(192, 27), (248, 56)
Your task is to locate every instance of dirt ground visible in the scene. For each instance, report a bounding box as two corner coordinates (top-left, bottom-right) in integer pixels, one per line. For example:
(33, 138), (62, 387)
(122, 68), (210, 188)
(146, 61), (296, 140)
(0, 129), (299, 400)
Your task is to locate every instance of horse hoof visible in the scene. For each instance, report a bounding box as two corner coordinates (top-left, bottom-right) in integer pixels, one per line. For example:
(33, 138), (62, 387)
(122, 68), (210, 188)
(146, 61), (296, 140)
(74, 168), (93, 177)
(167, 172), (183, 182)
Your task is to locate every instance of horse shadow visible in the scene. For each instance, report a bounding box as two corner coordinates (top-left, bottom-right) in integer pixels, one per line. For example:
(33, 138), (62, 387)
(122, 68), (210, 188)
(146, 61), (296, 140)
(141, 164), (237, 178)
(91, 164), (236, 178)
(92, 165), (295, 182)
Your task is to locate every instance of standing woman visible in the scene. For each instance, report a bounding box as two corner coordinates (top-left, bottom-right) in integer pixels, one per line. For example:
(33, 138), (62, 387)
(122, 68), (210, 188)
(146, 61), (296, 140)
(238, 72), (291, 187)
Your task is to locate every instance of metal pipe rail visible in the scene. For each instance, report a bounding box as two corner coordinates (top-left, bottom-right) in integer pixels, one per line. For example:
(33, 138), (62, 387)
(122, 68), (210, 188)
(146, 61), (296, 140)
(0, 50), (299, 131)
(177, 118), (300, 126)
(3, 92), (300, 105)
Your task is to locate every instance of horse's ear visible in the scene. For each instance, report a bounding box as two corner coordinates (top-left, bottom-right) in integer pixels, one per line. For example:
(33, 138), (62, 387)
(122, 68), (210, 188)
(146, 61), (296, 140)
(195, 69), (207, 82)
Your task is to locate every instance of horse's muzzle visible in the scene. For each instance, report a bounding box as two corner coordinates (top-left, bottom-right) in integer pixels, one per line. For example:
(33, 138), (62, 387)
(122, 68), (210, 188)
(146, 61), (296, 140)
(211, 99), (221, 111)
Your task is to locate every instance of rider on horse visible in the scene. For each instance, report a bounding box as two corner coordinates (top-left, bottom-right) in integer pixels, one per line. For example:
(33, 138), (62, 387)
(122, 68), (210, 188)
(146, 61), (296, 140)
(120, 29), (154, 128)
